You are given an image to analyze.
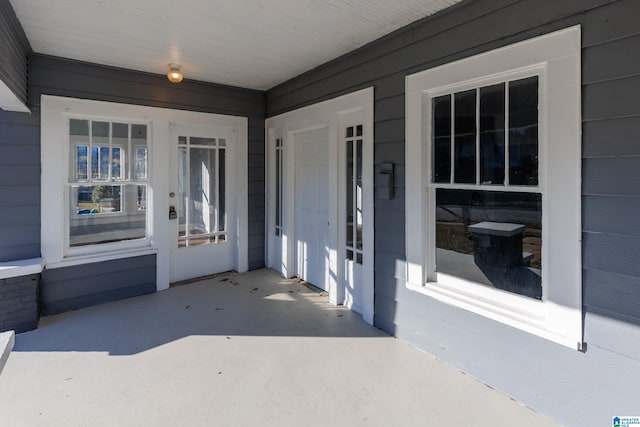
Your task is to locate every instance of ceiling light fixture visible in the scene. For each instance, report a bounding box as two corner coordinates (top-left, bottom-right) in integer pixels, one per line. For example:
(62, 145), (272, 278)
(167, 63), (184, 83)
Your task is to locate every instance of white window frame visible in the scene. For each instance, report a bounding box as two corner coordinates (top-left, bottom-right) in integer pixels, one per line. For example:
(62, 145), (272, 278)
(63, 116), (152, 257)
(405, 26), (582, 349)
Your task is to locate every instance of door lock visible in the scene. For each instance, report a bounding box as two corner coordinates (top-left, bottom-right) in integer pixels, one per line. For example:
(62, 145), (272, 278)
(169, 205), (177, 220)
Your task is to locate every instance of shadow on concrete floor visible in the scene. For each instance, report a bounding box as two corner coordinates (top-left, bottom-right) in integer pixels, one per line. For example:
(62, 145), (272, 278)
(14, 269), (385, 356)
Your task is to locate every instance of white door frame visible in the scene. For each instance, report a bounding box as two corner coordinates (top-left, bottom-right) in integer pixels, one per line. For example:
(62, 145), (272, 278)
(265, 88), (374, 324)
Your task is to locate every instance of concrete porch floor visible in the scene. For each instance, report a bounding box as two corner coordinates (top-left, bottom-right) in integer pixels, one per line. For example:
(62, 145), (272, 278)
(0, 269), (558, 426)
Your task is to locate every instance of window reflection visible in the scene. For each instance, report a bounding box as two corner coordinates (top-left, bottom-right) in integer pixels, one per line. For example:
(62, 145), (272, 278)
(68, 120), (148, 247)
(432, 95), (451, 183)
(435, 189), (542, 299)
(480, 83), (505, 184)
(509, 77), (539, 185)
(454, 90), (476, 183)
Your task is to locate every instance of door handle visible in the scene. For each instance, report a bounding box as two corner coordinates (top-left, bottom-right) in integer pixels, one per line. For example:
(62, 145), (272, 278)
(169, 205), (177, 220)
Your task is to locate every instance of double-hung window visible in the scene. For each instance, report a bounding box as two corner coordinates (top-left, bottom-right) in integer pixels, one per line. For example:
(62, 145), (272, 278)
(67, 119), (149, 249)
(405, 27), (582, 348)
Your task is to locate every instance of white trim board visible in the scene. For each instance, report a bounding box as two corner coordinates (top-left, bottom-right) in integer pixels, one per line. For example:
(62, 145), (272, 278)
(265, 88), (375, 324)
(0, 258), (43, 280)
(41, 95), (248, 291)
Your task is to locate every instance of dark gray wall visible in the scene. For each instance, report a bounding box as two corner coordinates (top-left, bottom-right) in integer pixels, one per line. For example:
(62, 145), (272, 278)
(0, 0), (31, 106)
(0, 0), (38, 263)
(41, 255), (156, 315)
(29, 54), (266, 270)
(266, 0), (640, 425)
(0, 109), (40, 262)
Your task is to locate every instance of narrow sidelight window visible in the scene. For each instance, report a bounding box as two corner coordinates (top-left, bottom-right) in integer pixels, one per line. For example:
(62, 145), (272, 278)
(275, 138), (284, 237)
(345, 125), (364, 264)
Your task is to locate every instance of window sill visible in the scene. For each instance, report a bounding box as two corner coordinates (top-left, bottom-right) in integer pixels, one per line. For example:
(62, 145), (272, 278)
(0, 258), (44, 280)
(46, 247), (157, 270)
(405, 279), (583, 350)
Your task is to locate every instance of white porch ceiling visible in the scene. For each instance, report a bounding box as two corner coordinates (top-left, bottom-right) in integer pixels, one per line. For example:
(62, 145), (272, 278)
(10, 0), (463, 90)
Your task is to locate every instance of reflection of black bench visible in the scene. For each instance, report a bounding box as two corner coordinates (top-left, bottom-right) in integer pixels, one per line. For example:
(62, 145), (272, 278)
(468, 222), (525, 270)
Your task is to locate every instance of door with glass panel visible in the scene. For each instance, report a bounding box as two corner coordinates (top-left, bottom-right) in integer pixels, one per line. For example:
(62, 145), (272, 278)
(169, 124), (236, 283)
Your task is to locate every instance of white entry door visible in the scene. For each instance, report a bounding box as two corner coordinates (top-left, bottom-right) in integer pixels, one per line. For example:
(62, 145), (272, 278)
(295, 127), (330, 290)
(169, 124), (237, 283)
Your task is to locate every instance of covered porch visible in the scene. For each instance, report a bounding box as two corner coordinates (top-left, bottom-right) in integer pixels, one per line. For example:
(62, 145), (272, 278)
(0, 268), (555, 426)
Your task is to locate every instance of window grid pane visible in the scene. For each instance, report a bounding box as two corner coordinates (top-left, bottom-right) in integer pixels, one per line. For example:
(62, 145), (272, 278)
(430, 76), (539, 189)
(70, 184), (147, 247)
(346, 138), (354, 249)
(345, 125), (364, 265)
(508, 77), (539, 186)
(275, 138), (283, 235)
(479, 83), (506, 185)
(68, 119), (149, 248)
(177, 135), (227, 247)
(432, 95), (451, 183)
(454, 90), (477, 184)
(356, 139), (363, 252)
(76, 146), (88, 181)
(218, 149), (226, 232)
(435, 188), (542, 300)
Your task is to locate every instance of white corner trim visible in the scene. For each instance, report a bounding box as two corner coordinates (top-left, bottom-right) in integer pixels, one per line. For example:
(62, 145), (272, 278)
(0, 258), (43, 280)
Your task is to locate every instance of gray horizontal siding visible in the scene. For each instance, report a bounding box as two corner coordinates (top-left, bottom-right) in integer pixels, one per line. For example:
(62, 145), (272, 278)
(583, 268), (640, 324)
(41, 255), (156, 315)
(583, 116), (640, 157)
(268, 0), (618, 116)
(266, 0), (640, 425)
(29, 54), (266, 270)
(0, 110), (41, 262)
(0, 0), (31, 106)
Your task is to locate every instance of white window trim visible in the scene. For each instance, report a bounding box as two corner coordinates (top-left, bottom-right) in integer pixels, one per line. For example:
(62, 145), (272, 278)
(405, 26), (582, 349)
(41, 95), (248, 291)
